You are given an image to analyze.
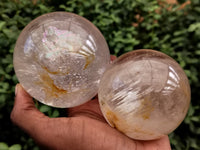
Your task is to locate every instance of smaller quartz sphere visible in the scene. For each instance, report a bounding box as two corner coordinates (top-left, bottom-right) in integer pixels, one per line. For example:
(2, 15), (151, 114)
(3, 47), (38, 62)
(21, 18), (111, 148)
(98, 49), (191, 140)
(14, 12), (110, 108)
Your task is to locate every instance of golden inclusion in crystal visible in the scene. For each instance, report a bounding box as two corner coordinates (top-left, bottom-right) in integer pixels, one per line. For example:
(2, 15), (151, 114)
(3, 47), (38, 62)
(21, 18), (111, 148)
(98, 49), (191, 140)
(14, 12), (110, 108)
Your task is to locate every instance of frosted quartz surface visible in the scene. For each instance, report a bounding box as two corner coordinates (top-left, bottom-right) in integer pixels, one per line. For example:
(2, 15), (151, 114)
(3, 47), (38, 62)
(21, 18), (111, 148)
(14, 12), (110, 108)
(98, 49), (191, 140)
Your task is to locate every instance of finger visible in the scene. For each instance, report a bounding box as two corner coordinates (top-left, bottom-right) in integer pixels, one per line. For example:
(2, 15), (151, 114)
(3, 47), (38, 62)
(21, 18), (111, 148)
(138, 135), (171, 150)
(110, 55), (117, 62)
(154, 135), (171, 150)
(68, 99), (106, 122)
(11, 84), (47, 133)
(13, 83), (36, 110)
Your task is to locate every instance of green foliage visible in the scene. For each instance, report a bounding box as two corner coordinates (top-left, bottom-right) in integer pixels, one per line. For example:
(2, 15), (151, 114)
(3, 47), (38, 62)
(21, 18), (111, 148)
(0, 0), (199, 149)
(37, 104), (60, 117)
(0, 142), (22, 150)
(0, 142), (9, 150)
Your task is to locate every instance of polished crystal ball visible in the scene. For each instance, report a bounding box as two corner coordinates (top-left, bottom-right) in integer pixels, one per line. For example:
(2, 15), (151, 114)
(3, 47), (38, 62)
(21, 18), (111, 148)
(98, 49), (191, 140)
(14, 12), (110, 108)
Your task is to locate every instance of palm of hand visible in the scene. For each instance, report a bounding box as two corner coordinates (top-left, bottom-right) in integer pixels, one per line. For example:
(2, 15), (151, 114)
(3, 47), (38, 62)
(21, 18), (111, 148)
(66, 98), (171, 150)
(11, 84), (171, 150)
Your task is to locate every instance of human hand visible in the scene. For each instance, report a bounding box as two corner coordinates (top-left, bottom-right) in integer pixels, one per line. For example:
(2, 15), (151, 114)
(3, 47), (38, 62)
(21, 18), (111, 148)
(11, 56), (171, 150)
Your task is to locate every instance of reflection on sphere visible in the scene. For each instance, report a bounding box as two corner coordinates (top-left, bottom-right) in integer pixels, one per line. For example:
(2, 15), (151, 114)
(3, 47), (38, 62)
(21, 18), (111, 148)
(14, 12), (110, 108)
(98, 49), (190, 140)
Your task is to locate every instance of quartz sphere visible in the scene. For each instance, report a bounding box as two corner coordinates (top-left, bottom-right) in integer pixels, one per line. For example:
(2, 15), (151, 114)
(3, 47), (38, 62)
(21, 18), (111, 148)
(13, 12), (110, 108)
(98, 49), (191, 140)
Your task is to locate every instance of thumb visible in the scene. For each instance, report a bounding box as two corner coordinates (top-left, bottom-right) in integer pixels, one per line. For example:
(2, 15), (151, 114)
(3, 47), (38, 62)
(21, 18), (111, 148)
(11, 84), (47, 131)
(14, 83), (36, 110)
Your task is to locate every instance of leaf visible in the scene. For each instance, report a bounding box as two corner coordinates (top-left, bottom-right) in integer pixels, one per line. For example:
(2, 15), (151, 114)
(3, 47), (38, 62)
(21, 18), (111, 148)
(195, 50), (200, 55)
(188, 22), (200, 32)
(0, 21), (6, 31)
(190, 116), (200, 122)
(51, 109), (59, 118)
(8, 144), (21, 150)
(39, 105), (51, 113)
(0, 142), (9, 150)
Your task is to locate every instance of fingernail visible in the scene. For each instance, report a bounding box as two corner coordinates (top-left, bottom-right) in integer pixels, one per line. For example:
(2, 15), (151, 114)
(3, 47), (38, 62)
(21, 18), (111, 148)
(15, 84), (19, 96)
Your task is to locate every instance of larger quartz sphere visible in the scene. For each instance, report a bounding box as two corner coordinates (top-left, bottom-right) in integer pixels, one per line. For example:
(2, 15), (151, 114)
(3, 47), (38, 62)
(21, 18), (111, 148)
(14, 12), (110, 108)
(98, 49), (190, 140)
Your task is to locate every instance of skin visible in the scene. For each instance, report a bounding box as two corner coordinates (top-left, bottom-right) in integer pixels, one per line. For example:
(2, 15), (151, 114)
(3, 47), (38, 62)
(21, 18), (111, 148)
(10, 56), (171, 150)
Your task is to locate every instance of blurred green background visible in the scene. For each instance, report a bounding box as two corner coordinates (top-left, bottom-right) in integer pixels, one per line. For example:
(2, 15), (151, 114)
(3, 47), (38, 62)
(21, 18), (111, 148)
(0, 0), (200, 149)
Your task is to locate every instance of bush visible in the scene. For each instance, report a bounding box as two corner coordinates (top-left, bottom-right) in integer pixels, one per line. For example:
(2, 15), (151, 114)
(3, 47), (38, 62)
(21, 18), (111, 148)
(0, 0), (199, 149)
